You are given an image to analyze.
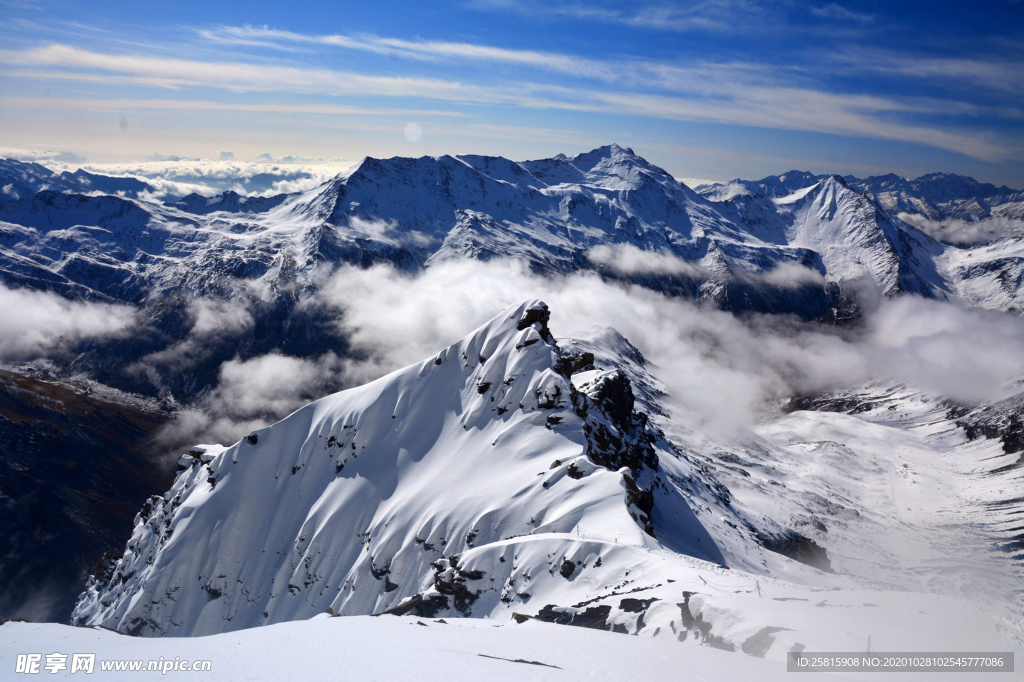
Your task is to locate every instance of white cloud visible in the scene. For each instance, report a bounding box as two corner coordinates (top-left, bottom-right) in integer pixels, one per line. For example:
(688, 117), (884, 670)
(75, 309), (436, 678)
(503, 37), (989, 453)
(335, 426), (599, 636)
(187, 298), (254, 337)
(138, 257), (1024, 453)
(343, 216), (436, 249)
(828, 49), (1024, 97)
(810, 4), (875, 24)
(898, 213), (1024, 246)
(677, 177), (722, 189)
(587, 244), (704, 277)
(38, 157), (355, 198)
(739, 261), (827, 288)
(153, 352), (347, 453)
(127, 297), (255, 385)
(308, 259), (1024, 435)
(0, 285), (136, 360)
(0, 42), (1014, 162)
(466, 0), (767, 33)
(865, 295), (1024, 402)
(0, 146), (85, 163)
(208, 352), (345, 420)
(587, 246), (823, 288)
(0, 96), (467, 119)
(200, 25), (615, 79)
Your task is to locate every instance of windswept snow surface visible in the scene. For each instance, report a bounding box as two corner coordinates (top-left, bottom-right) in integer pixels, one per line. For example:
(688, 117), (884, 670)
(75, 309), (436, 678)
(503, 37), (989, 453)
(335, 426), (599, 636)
(70, 301), (1020, 667)
(3, 615), (973, 682)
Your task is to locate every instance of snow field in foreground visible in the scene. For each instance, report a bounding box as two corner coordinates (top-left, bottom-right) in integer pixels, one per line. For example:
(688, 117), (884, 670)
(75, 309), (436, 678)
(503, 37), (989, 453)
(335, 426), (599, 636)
(7, 615), (1014, 682)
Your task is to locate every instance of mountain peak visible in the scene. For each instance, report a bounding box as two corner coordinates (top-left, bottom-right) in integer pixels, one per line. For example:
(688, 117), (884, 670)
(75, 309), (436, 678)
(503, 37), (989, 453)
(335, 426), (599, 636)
(566, 144), (639, 169)
(71, 297), (745, 635)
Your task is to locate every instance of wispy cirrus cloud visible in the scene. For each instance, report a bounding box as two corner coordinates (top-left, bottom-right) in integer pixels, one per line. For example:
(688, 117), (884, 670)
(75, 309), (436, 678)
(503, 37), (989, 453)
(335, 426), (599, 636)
(466, 0), (770, 33)
(0, 95), (467, 118)
(826, 48), (1024, 96)
(199, 25), (623, 81)
(197, 25), (1024, 108)
(0, 41), (1015, 163)
(809, 4), (875, 24)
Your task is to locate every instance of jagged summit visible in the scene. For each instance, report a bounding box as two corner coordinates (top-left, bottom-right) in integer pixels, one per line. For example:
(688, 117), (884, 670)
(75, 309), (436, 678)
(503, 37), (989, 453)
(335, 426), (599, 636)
(63, 299), (1019, 657)
(70, 299), (811, 636)
(564, 143), (638, 167)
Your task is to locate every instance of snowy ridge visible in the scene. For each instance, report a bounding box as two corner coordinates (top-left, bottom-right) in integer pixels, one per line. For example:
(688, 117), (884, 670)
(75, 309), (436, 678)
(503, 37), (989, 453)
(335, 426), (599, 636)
(772, 176), (948, 298)
(0, 145), (1019, 315)
(69, 302), (1019, 660)
(71, 300), (730, 635)
(692, 170), (1024, 225)
(0, 158), (155, 202)
(1, 147), (1021, 323)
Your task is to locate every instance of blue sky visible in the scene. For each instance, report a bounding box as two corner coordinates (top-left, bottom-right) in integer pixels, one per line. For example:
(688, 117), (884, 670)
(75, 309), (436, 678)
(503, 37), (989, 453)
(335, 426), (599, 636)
(1, 0), (1022, 185)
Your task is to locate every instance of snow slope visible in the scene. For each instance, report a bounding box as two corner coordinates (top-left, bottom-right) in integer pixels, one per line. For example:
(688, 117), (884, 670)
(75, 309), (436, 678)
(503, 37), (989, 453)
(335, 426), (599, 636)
(1, 615), (952, 682)
(70, 300), (734, 635)
(68, 301), (1019, 664)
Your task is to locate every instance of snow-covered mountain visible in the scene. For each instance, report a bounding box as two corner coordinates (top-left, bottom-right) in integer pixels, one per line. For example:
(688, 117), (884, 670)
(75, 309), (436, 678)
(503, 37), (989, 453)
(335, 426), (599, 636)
(691, 170), (1024, 227)
(4, 147), (1022, 667)
(70, 301), (755, 635)
(69, 300), (1021, 658)
(0, 158), (156, 202)
(2, 146), (1023, 404)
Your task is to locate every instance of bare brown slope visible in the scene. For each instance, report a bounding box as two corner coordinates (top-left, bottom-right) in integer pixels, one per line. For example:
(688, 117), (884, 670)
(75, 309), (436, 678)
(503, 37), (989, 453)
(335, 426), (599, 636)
(0, 370), (173, 623)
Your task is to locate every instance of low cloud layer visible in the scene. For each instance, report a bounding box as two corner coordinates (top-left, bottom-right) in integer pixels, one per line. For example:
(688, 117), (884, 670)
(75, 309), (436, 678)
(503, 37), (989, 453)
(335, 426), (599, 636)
(346, 216), (436, 249)
(311, 260), (1024, 433)
(0, 285), (136, 360)
(587, 244), (703, 277)
(102, 259), (1024, 452)
(128, 297), (255, 384)
(587, 245), (825, 289)
(899, 213), (1024, 246)
(156, 351), (347, 452)
(0, 147), (86, 164)
(737, 261), (826, 288)
(39, 158), (354, 200)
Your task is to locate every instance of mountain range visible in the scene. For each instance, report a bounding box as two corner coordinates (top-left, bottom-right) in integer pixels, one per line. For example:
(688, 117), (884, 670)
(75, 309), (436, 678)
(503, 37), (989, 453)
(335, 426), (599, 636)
(0, 158), (156, 202)
(690, 170), (1024, 225)
(1, 145), (1022, 406)
(1, 146), (1021, 660)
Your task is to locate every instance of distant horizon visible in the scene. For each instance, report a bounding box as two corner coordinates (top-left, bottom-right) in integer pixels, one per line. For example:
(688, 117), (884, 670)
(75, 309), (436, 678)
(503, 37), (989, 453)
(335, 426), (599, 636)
(4, 145), (1022, 195)
(1, 1), (1022, 187)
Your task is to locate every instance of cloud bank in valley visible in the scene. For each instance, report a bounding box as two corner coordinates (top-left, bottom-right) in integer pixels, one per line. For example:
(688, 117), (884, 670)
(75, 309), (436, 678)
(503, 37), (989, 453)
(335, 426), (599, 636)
(158, 352), (347, 454)
(304, 260), (1024, 433)
(32, 259), (1020, 452)
(0, 285), (136, 360)
(898, 213), (1024, 247)
(34, 157), (355, 200)
(587, 244), (703, 277)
